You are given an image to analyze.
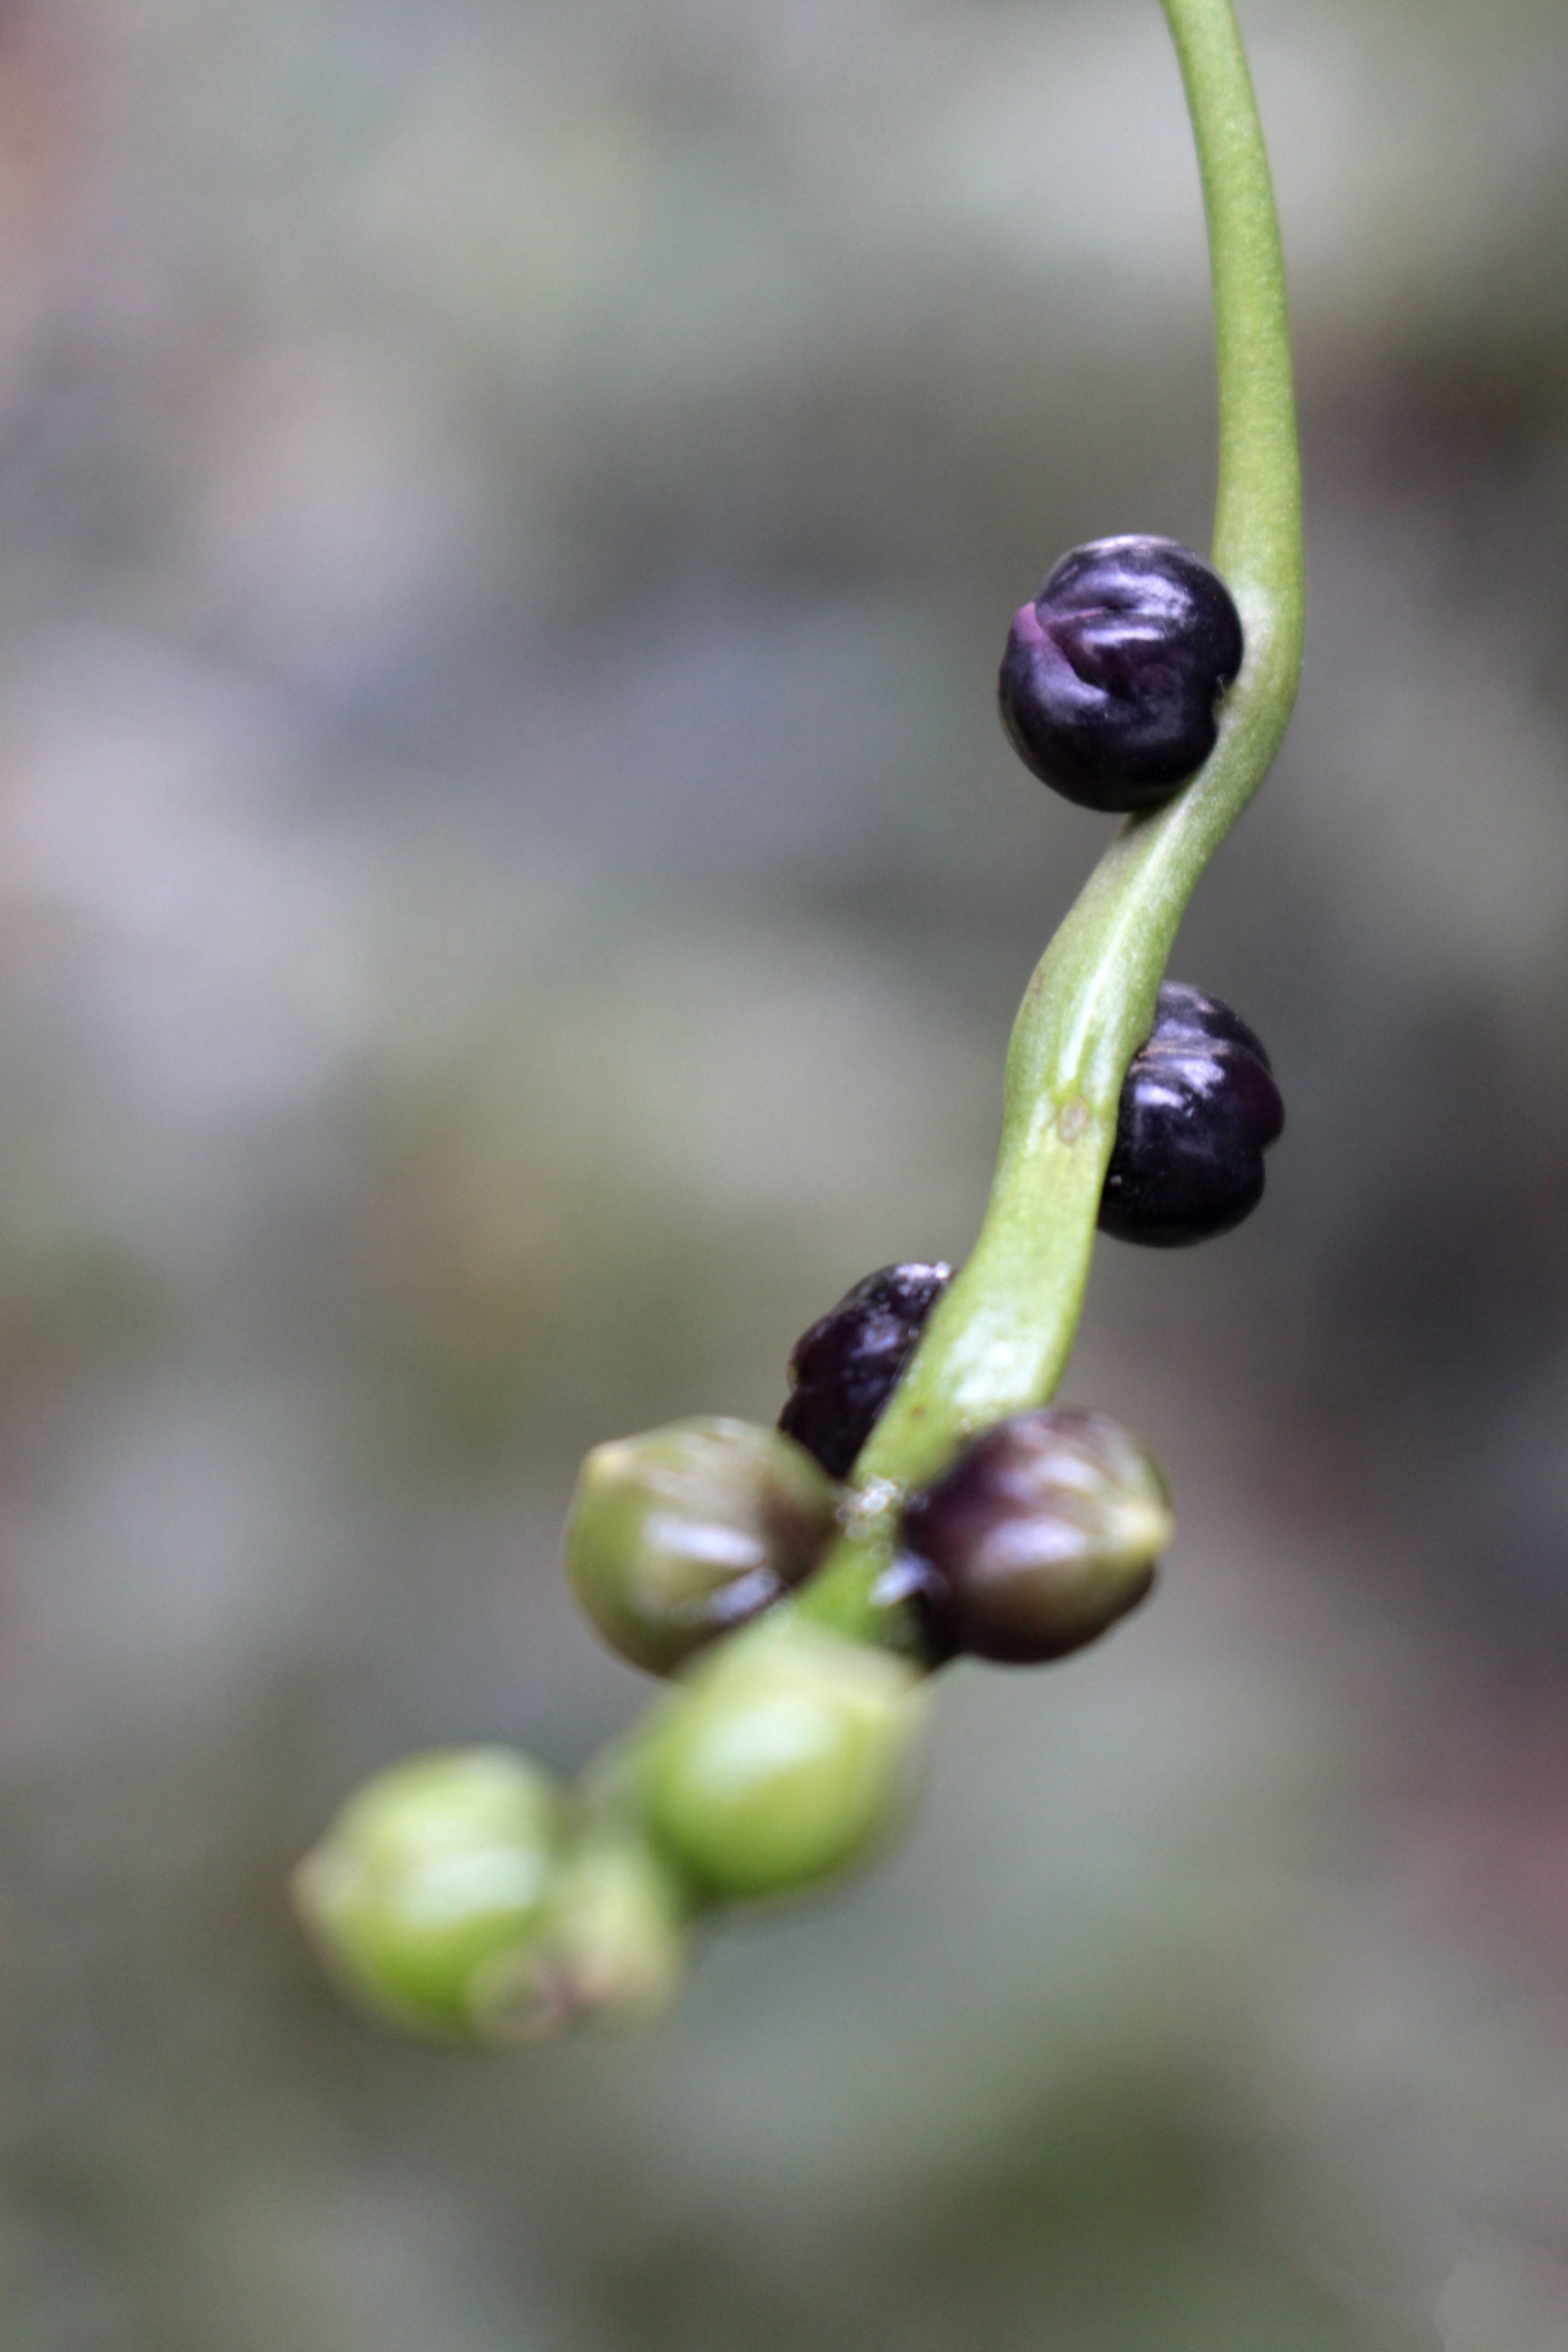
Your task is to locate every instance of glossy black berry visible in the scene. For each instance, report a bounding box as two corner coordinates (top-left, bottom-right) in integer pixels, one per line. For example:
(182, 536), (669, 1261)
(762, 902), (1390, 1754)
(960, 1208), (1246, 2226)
(998, 536), (1244, 811)
(779, 1261), (952, 1479)
(1098, 981), (1284, 1248)
(1142, 977), (1272, 1063)
(899, 1409), (1171, 1666)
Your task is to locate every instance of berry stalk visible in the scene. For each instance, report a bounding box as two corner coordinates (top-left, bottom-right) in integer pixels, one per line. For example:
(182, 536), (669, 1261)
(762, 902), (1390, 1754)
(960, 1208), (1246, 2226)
(798, 0), (1303, 1642)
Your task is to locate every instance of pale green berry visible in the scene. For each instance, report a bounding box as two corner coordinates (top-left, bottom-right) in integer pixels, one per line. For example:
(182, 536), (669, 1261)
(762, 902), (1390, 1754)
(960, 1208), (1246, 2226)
(292, 1748), (562, 2040)
(642, 1618), (927, 1900)
(564, 1416), (840, 1676)
(469, 1829), (691, 2043)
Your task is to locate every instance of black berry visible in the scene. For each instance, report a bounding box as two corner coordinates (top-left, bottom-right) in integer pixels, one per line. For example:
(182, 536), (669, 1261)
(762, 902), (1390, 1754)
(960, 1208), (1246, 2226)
(779, 1261), (952, 1479)
(1098, 981), (1284, 1248)
(1142, 977), (1272, 1063)
(899, 1409), (1171, 1665)
(998, 536), (1244, 811)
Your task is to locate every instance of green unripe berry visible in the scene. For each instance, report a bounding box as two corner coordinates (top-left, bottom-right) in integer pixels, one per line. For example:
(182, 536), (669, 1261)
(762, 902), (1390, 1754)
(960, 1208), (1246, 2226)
(642, 1618), (927, 1900)
(564, 1416), (840, 1676)
(469, 1830), (692, 2043)
(292, 1748), (563, 2040)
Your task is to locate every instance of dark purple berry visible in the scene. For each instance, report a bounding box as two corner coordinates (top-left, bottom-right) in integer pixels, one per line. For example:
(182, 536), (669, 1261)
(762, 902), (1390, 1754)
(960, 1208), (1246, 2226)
(779, 1261), (952, 1479)
(900, 1409), (1171, 1666)
(1098, 981), (1284, 1249)
(998, 536), (1244, 811)
(1143, 978), (1272, 1069)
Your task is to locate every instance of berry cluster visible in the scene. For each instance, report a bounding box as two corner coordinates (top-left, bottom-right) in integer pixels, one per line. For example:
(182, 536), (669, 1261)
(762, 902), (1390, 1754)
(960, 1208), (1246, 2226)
(291, 0), (1308, 2044)
(564, 956), (1280, 1690)
(297, 963), (1280, 2032)
(293, 561), (1286, 2043)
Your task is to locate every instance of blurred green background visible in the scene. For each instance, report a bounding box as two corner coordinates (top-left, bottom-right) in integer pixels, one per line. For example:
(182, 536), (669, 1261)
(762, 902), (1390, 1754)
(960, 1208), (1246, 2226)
(4, 1), (1568, 2344)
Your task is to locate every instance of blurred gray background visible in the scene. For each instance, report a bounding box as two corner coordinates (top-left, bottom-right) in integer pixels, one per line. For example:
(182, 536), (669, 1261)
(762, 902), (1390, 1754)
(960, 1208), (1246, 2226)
(4, 0), (1568, 2345)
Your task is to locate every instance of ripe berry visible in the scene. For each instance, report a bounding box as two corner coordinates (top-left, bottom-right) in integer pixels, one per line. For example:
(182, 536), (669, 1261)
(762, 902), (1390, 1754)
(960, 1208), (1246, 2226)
(564, 1418), (839, 1677)
(1098, 981), (1284, 1247)
(899, 1409), (1171, 1665)
(291, 1749), (564, 2040)
(779, 1261), (952, 1478)
(998, 536), (1244, 811)
(642, 1619), (928, 1899)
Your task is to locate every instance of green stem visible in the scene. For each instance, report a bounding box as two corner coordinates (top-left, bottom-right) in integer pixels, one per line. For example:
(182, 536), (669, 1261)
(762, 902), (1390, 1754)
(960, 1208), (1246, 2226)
(799, 0), (1303, 1645)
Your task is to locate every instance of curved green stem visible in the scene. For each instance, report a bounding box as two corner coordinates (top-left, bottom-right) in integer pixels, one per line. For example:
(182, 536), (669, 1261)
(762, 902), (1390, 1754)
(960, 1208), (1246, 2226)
(799, 0), (1303, 1644)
